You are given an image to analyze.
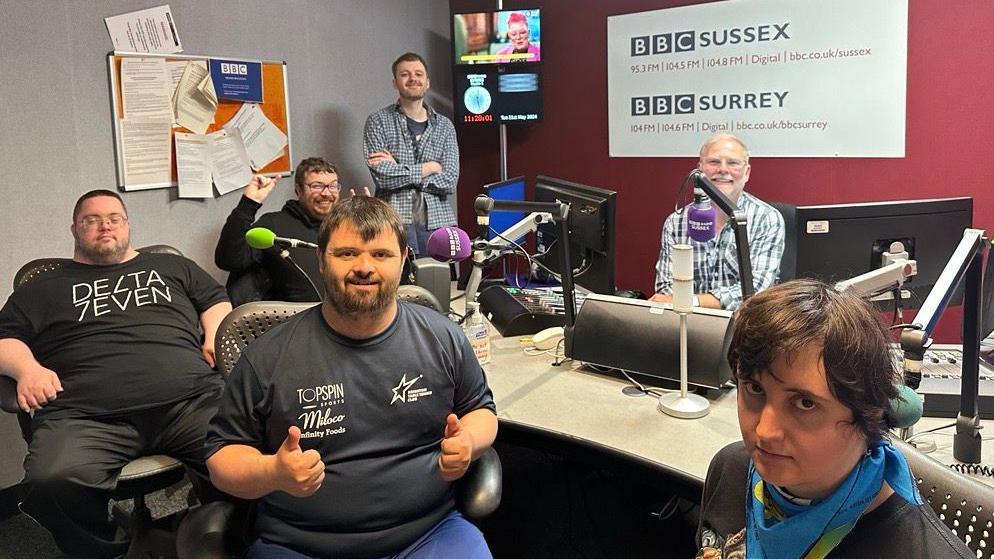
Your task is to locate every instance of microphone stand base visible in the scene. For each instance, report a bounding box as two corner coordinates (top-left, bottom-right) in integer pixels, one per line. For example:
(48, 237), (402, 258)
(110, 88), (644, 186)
(953, 412), (982, 464)
(657, 392), (710, 419)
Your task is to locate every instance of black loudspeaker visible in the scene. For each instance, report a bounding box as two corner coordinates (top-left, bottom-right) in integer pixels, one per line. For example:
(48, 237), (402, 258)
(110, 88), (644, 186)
(567, 294), (734, 390)
(412, 258), (452, 313)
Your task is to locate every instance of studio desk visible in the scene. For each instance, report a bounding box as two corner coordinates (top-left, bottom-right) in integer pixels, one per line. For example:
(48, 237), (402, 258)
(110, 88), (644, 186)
(483, 331), (741, 499)
(481, 322), (994, 496)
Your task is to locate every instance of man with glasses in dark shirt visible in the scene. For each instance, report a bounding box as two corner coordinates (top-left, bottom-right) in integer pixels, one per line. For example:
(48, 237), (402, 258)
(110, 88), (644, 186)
(215, 157), (342, 302)
(0, 189), (231, 557)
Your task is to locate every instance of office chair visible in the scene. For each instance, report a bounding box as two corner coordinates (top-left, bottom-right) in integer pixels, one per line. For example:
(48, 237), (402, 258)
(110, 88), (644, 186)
(12, 244), (185, 290)
(176, 294), (502, 559)
(4, 244), (201, 555)
(768, 202), (797, 282)
(892, 438), (994, 558)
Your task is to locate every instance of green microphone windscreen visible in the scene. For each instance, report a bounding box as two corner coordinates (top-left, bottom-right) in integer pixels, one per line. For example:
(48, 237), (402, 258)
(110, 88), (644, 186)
(245, 227), (277, 250)
(890, 383), (924, 429)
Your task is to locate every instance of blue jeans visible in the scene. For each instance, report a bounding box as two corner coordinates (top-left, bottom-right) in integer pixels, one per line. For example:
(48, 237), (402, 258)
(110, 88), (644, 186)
(407, 222), (433, 257)
(245, 509), (492, 559)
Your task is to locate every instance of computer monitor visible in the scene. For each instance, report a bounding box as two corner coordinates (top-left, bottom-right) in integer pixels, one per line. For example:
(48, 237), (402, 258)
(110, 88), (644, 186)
(534, 175), (617, 294)
(791, 197), (973, 307)
(483, 176), (526, 243)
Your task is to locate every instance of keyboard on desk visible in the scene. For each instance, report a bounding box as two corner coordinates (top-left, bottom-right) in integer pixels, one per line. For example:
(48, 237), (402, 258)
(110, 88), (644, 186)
(477, 285), (586, 337)
(909, 344), (994, 419)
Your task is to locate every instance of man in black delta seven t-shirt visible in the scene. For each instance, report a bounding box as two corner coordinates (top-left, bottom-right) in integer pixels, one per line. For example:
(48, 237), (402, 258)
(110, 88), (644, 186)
(0, 190), (232, 559)
(205, 196), (498, 559)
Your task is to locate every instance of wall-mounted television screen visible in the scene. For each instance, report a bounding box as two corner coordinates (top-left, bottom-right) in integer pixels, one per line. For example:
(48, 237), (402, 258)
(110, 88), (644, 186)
(453, 8), (541, 65)
(454, 67), (541, 124)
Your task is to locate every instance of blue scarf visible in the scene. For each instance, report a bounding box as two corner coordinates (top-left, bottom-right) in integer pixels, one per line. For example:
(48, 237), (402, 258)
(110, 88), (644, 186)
(745, 439), (922, 559)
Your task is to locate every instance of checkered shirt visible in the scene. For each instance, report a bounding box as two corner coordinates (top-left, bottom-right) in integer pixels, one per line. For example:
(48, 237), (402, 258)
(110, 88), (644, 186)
(654, 191), (785, 310)
(363, 102), (460, 229)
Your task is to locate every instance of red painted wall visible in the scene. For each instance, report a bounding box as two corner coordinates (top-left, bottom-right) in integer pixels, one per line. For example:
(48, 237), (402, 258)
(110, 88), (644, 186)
(450, 0), (994, 341)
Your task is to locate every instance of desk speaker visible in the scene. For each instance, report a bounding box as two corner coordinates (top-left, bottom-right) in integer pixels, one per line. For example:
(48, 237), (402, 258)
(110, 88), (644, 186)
(566, 294), (734, 390)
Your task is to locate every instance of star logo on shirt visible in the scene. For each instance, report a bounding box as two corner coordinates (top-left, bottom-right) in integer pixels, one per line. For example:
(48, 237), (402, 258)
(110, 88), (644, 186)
(391, 374), (423, 405)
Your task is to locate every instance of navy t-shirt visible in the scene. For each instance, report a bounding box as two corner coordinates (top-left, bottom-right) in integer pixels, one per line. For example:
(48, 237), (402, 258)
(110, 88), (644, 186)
(205, 302), (496, 558)
(0, 253), (228, 420)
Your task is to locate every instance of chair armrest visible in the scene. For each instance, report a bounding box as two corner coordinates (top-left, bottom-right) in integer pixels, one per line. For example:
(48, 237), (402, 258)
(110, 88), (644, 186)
(176, 501), (247, 559)
(456, 447), (502, 520)
(0, 376), (20, 414)
(175, 450), (502, 558)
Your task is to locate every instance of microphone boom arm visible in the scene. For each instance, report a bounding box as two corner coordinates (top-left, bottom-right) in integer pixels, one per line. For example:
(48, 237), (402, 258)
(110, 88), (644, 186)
(470, 196), (576, 331)
(898, 228), (987, 463)
(465, 211), (555, 306)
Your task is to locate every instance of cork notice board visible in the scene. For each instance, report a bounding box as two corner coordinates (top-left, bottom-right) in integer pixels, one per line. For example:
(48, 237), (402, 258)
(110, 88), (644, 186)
(108, 51), (292, 192)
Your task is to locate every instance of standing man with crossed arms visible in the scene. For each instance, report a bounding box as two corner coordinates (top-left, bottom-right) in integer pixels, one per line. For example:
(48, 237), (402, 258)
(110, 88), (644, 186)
(205, 196), (496, 558)
(363, 52), (460, 257)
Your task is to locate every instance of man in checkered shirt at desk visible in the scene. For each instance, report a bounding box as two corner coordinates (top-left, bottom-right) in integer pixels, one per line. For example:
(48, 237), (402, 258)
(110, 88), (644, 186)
(650, 133), (785, 310)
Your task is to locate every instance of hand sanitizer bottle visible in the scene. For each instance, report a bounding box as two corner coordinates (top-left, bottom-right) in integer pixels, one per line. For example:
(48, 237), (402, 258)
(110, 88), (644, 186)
(464, 302), (492, 365)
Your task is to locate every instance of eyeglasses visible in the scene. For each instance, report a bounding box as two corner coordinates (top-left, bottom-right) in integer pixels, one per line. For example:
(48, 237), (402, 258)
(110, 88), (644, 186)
(79, 214), (128, 230)
(702, 158), (747, 172)
(305, 182), (340, 193)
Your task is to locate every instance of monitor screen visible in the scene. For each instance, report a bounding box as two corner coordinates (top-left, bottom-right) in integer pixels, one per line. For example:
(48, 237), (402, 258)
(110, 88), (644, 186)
(534, 175), (617, 295)
(453, 9), (541, 65)
(483, 176), (527, 243)
(454, 68), (541, 125)
(791, 197), (973, 308)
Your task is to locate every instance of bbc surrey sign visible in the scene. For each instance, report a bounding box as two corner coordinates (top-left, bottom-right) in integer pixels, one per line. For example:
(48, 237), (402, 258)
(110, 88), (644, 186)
(607, 0), (908, 157)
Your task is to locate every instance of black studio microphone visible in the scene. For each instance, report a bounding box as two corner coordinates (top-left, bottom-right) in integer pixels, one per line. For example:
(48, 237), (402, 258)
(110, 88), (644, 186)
(245, 227), (318, 250)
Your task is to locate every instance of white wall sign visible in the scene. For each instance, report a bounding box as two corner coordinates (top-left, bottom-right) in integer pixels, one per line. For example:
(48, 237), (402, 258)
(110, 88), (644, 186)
(607, 0), (907, 157)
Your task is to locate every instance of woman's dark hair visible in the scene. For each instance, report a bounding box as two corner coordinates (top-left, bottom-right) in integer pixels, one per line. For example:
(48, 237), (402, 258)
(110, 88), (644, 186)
(727, 278), (900, 439)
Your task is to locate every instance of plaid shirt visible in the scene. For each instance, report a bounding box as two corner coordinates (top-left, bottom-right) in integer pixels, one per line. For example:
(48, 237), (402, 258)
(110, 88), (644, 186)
(654, 192), (785, 310)
(363, 102), (460, 229)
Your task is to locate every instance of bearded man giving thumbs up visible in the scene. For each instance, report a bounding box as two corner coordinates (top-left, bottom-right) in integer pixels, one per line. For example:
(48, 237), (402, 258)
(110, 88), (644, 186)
(205, 196), (497, 559)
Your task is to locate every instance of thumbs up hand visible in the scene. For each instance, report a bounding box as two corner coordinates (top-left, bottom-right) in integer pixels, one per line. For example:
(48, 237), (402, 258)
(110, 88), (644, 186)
(272, 426), (325, 497)
(438, 413), (474, 482)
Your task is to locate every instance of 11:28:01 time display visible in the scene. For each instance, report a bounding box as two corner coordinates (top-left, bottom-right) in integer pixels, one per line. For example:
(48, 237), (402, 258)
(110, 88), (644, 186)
(463, 114), (494, 122)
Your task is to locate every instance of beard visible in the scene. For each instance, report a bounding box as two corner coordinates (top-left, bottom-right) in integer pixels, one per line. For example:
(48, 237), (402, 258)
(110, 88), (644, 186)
(399, 86), (425, 102)
(76, 236), (129, 264)
(324, 273), (399, 317)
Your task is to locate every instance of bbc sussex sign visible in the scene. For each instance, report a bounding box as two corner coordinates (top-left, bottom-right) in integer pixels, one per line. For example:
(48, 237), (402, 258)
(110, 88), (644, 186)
(607, 0), (907, 157)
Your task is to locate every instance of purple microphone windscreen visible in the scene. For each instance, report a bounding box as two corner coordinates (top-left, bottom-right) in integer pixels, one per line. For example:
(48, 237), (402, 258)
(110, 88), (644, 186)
(425, 226), (472, 262)
(687, 194), (717, 242)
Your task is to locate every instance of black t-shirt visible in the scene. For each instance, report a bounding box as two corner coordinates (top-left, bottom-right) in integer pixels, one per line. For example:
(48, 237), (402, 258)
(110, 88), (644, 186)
(697, 441), (974, 559)
(205, 302), (496, 558)
(0, 253), (227, 421)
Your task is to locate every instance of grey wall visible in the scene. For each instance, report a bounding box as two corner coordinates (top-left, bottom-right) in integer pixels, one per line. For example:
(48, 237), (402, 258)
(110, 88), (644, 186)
(0, 0), (452, 488)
